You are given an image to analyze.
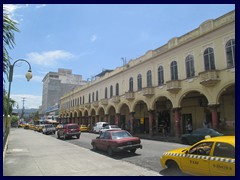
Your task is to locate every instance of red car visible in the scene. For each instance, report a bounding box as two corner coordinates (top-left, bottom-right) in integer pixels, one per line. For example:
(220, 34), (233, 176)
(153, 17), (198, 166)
(57, 123), (81, 140)
(91, 130), (142, 156)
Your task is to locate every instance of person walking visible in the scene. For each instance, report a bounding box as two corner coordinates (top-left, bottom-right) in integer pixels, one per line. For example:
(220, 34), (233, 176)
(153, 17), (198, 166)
(186, 119), (193, 133)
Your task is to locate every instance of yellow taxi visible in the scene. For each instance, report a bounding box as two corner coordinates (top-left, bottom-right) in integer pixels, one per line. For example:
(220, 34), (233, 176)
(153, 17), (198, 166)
(160, 136), (235, 176)
(80, 125), (89, 132)
(29, 124), (35, 130)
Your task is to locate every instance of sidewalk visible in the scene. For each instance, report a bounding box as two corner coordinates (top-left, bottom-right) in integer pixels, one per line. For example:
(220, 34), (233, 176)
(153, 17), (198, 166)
(3, 128), (160, 176)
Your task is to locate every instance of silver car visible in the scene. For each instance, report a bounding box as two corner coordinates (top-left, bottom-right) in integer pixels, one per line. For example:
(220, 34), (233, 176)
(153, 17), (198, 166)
(42, 124), (56, 135)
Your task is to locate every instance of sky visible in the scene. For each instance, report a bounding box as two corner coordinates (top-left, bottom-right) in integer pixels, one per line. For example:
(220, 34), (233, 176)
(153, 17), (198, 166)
(3, 4), (235, 109)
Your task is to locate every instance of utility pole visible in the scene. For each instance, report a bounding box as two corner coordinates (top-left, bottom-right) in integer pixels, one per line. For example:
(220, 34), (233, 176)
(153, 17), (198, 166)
(21, 97), (26, 120)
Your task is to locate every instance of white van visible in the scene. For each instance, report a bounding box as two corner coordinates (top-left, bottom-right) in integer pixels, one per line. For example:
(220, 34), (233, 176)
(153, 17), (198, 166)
(93, 122), (109, 133)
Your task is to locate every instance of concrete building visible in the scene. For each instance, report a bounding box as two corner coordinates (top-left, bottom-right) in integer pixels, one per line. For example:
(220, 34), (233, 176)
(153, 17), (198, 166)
(42, 68), (87, 118)
(59, 11), (235, 137)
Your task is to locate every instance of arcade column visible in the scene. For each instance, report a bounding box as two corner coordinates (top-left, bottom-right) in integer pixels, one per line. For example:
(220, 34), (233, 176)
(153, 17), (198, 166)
(148, 110), (154, 136)
(208, 105), (219, 129)
(173, 107), (181, 138)
(115, 113), (120, 126)
(129, 112), (135, 134)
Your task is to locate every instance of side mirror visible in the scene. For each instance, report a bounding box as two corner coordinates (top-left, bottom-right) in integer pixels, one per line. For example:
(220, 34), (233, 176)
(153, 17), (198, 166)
(185, 150), (189, 154)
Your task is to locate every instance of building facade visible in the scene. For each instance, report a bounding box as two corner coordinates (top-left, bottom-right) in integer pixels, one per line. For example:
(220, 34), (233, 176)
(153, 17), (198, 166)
(42, 68), (87, 118)
(59, 11), (235, 137)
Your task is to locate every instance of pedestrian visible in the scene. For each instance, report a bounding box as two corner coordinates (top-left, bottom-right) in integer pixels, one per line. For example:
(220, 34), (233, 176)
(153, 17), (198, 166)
(186, 119), (193, 133)
(203, 119), (208, 128)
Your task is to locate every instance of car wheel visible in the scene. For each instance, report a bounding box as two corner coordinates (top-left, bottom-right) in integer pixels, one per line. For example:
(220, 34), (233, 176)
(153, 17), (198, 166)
(107, 147), (113, 156)
(130, 149), (136, 153)
(92, 143), (97, 151)
(76, 134), (80, 139)
(52, 131), (55, 134)
(166, 160), (180, 172)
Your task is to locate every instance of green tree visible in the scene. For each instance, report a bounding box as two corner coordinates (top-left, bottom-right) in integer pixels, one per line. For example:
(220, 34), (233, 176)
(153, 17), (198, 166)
(3, 90), (16, 116)
(3, 8), (19, 82)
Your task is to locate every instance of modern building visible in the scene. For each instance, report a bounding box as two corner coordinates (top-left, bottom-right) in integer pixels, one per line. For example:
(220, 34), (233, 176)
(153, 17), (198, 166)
(41, 68), (87, 119)
(59, 10), (235, 137)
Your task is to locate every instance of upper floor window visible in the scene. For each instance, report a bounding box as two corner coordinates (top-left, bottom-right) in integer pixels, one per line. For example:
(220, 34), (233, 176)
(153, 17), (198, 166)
(225, 39), (235, 68)
(80, 97), (82, 104)
(170, 61), (178, 80)
(88, 93), (91, 103)
(147, 70), (152, 87)
(110, 85), (113, 98)
(96, 91), (98, 101)
(137, 74), (142, 91)
(204, 47), (215, 70)
(116, 83), (119, 96)
(105, 87), (108, 99)
(129, 77), (134, 92)
(185, 55), (195, 78)
(82, 96), (85, 104)
(92, 92), (95, 102)
(158, 66), (164, 86)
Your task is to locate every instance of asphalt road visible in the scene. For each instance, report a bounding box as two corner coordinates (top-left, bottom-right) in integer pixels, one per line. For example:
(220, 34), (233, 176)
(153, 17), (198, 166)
(49, 132), (189, 176)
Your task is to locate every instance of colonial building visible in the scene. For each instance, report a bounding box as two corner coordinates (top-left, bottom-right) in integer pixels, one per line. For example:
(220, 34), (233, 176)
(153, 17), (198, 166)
(59, 10), (235, 137)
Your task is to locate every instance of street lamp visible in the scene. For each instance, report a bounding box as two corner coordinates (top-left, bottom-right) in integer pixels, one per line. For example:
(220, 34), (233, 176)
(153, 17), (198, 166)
(5, 59), (32, 132)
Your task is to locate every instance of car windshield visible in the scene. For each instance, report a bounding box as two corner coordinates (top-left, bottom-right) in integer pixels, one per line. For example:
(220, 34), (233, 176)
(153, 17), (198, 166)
(111, 131), (132, 139)
(45, 124), (53, 128)
(110, 125), (119, 128)
(68, 125), (78, 129)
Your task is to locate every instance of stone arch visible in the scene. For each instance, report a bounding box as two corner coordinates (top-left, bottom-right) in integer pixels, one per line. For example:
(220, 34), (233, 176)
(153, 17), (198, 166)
(216, 82), (235, 104)
(116, 101), (131, 114)
(177, 88), (210, 107)
(132, 98), (149, 112)
(151, 95), (174, 110)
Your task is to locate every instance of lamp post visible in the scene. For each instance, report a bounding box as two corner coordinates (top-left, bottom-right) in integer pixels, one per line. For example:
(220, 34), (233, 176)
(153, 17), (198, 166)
(5, 59), (33, 132)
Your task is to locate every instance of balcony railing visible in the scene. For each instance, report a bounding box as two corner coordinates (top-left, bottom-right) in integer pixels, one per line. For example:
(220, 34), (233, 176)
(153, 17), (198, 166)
(198, 70), (220, 87)
(142, 87), (154, 97)
(101, 99), (108, 105)
(112, 96), (120, 103)
(125, 91), (135, 100)
(166, 80), (182, 93)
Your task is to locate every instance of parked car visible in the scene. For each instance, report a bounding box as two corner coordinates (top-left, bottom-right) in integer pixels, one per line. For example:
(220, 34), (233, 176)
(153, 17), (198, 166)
(91, 130), (142, 156)
(29, 124), (35, 130)
(80, 125), (89, 132)
(100, 125), (121, 134)
(57, 123), (81, 140)
(181, 128), (223, 145)
(160, 136), (235, 176)
(93, 122), (109, 133)
(24, 123), (30, 129)
(42, 124), (56, 135)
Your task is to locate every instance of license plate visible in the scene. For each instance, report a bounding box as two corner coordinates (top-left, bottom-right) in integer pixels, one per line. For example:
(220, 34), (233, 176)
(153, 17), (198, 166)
(127, 141), (132, 145)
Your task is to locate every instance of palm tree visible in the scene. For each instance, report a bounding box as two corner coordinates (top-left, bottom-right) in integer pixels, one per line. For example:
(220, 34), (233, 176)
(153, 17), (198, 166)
(3, 8), (19, 82)
(3, 90), (16, 116)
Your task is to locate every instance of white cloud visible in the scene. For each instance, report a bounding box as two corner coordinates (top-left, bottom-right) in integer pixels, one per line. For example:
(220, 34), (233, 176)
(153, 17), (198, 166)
(91, 35), (97, 42)
(3, 4), (29, 20)
(26, 50), (75, 68)
(11, 94), (42, 109)
(35, 4), (46, 8)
